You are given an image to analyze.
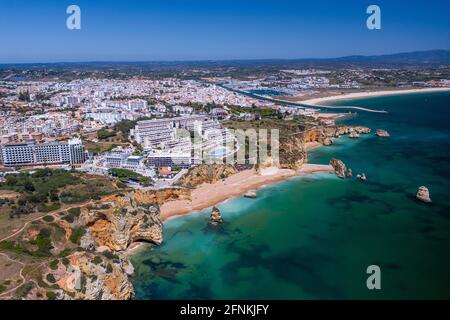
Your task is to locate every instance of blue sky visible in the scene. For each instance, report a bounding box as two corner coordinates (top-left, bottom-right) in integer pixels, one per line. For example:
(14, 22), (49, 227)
(0, 0), (449, 63)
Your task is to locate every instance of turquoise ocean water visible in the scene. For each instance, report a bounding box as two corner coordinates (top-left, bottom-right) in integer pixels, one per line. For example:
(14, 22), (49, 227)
(132, 91), (450, 299)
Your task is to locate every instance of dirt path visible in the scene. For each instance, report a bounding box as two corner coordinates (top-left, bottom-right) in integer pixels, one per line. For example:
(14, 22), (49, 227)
(0, 252), (25, 298)
(0, 201), (93, 243)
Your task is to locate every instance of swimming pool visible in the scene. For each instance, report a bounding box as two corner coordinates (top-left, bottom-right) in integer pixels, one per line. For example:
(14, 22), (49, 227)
(207, 147), (228, 157)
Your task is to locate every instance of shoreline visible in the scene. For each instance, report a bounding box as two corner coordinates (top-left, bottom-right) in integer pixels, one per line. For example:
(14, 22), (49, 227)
(160, 162), (333, 222)
(125, 142), (327, 256)
(298, 87), (450, 105)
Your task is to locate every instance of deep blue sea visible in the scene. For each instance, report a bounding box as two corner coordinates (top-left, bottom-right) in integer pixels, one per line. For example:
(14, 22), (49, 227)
(132, 91), (450, 299)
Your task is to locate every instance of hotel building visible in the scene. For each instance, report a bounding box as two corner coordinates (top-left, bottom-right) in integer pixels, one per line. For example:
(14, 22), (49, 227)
(0, 138), (87, 167)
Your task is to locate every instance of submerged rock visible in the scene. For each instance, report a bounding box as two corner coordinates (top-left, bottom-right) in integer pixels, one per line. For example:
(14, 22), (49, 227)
(323, 137), (333, 146)
(346, 168), (353, 177)
(349, 131), (360, 138)
(416, 186), (432, 203)
(376, 129), (390, 137)
(356, 173), (367, 182)
(244, 190), (257, 199)
(329, 158), (348, 179)
(210, 206), (224, 225)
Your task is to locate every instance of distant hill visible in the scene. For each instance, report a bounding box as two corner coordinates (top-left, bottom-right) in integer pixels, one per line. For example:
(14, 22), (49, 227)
(1, 50), (450, 69)
(326, 50), (450, 64)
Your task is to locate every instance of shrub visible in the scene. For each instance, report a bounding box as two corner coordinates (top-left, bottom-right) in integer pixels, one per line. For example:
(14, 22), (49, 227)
(69, 227), (86, 245)
(43, 215), (55, 222)
(37, 203), (61, 213)
(32, 228), (53, 257)
(14, 282), (33, 298)
(49, 259), (59, 270)
(58, 249), (71, 258)
(46, 291), (57, 300)
(103, 250), (119, 260)
(106, 264), (113, 273)
(61, 257), (70, 266)
(92, 256), (103, 265)
(46, 273), (56, 284)
(62, 207), (81, 223)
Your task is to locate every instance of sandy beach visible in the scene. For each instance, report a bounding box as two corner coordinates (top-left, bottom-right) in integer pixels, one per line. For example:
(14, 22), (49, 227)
(299, 87), (450, 105)
(160, 163), (333, 221)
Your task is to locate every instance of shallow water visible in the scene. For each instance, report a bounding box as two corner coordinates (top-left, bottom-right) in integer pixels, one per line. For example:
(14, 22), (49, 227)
(132, 91), (450, 299)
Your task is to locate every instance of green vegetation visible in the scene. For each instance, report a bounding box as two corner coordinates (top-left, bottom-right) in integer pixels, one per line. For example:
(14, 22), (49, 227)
(37, 203), (61, 213)
(0, 240), (29, 255)
(50, 223), (66, 241)
(103, 250), (120, 261)
(106, 264), (113, 273)
(46, 290), (57, 300)
(92, 256), (103, 265)
(30, 228), (53, 257)
(61, 257), (70, 266)
(14, 282), (33, 298)
(97, 128), (117, 140)
(62, 207), (81, 223)
(108, 168), (152, 186)
(69, 227), (86, 245)
(0, 169), (81, 217)
(227, 105), (280, 118)
(43, 215), (55, 222)
(58, 249), (71, 258)
(46, 273), (56, 284)
(49, 259), (59, 270)
(113, 120), (137, 140)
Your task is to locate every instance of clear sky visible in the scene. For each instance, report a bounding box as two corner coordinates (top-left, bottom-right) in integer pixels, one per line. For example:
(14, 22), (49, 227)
(0, 0), (449, 63)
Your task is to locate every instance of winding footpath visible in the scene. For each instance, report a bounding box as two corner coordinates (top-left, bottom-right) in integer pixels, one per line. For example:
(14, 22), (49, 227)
(0, 252), (25, 298)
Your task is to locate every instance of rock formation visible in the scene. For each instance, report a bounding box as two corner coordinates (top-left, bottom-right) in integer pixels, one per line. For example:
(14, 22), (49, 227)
(349, 131), (360, 138)
(356, 173), (367, 182)
(210, 206), (223, 225)
(416, 186), (432, 203)
(58, 252), (135, 300)
(181, 164), (237, 188)
(329, 158), (348, 179)
(346, 168), (353, 177)
(244, 190), (257, 199)
(80, 189), (189, 251)
(323, 137), (333, 146)
(376, 129), (390, 137)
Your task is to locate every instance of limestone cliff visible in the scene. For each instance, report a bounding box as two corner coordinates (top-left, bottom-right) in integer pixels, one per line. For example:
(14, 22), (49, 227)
(304, 125), (371, 145)
(81, 189), (189, 251)
(57, 252), (134, 300)
(181, 164), (237, 188)
(278, 133), (308, 170)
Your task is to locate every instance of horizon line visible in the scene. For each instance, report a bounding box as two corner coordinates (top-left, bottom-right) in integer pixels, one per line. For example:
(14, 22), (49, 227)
(1, 49), (449, 66)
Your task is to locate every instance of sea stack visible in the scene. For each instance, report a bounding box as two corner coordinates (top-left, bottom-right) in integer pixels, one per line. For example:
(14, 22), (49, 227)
(376, 129), (390, 137)
(416, 186), (432, 203)
(210, 206), (224, 224)
(329, 158), (348, 179)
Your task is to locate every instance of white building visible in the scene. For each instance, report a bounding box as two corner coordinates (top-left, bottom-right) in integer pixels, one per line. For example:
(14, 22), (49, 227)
(0, 138), (87, 167)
